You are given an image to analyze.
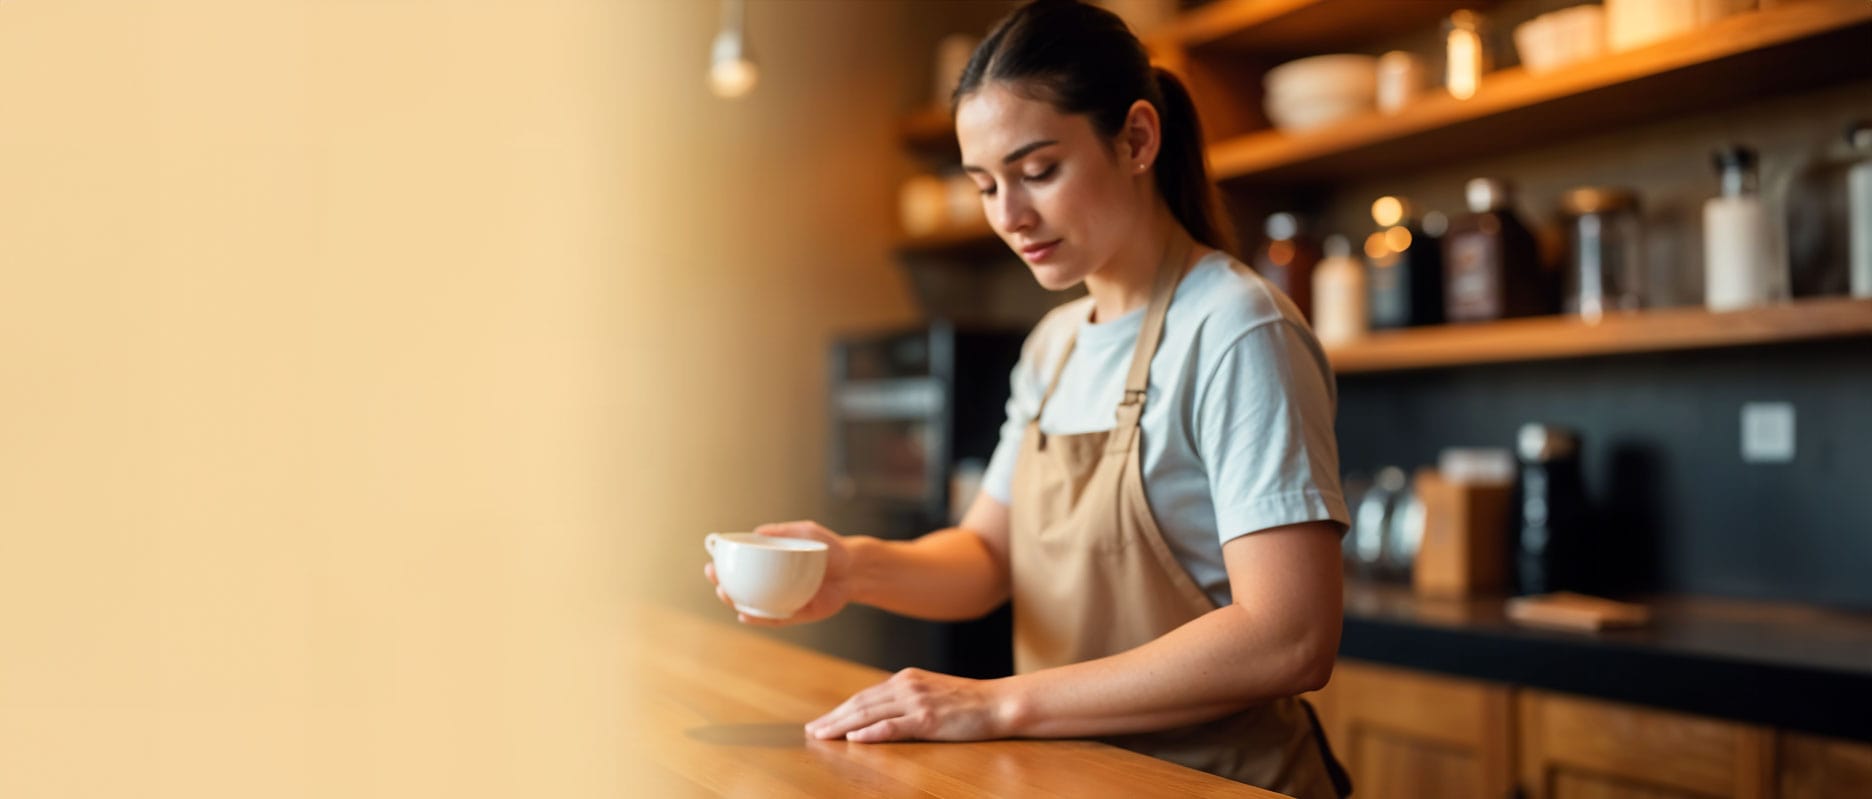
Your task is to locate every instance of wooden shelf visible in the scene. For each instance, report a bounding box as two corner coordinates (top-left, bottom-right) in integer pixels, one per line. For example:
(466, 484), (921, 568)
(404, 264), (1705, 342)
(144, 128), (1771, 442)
(899, 105), (956, 161)
(1325, 297), (1872, 374)
(1171, 0), (1489, 56)
(1205, 0), (1872, 185)
(895, 219), (1005, 260)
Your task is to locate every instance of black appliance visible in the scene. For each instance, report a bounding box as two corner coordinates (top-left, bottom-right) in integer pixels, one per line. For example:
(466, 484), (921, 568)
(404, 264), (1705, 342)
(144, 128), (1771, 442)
(826, 321), (1023, 679)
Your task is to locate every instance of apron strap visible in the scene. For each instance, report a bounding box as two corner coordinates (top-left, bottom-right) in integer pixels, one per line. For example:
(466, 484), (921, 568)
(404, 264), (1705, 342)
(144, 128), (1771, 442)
(1034, 336), (1076, 421)
(1109, 241), (1193, 455)
(1032, 335), (1076, 451)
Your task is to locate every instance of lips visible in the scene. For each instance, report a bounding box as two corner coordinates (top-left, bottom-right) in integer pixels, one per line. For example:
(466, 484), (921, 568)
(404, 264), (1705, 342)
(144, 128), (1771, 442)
(1018, 239), (1062, 262)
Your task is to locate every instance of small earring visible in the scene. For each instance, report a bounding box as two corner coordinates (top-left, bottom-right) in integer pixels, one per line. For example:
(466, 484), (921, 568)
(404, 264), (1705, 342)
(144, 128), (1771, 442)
(1136, 163), (1148, 173)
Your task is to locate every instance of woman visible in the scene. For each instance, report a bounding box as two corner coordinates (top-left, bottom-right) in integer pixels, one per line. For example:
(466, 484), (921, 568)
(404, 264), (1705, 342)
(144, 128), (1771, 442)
(704, 1), (1352, 795)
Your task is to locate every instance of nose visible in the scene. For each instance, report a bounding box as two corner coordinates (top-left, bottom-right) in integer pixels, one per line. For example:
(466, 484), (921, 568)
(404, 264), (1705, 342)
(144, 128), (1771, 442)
(989, 187), (1036, 237)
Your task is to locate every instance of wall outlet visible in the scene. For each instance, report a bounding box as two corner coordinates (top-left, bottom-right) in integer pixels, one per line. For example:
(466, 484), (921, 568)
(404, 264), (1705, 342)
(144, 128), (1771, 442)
(1741, 402), (1796, 463)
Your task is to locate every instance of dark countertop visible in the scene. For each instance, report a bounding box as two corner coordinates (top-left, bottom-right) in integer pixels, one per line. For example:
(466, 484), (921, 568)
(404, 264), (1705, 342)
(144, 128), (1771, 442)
(1336, 580), (1872, 742)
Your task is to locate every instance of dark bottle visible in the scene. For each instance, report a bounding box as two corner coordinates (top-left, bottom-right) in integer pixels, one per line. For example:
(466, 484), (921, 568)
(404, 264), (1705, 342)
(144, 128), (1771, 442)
(1365, 195), (1446, 329)
(1443, 178), (1554, 321)
(1251, 212), (1321, 321)
(1512, 424), (1590, 596)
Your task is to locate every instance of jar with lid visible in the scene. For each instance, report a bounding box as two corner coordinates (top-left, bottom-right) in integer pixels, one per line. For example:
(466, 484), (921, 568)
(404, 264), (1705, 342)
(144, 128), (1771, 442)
(1848, 121), (1872, 298)
(1366, 195), (1445, 329)
(1560, 186), (1645, 320)
(1376, 50), (1427, 114)
(1704, 145), (1781, 311)
(1384, 474), (1426, 582)
(1350, 467), (1408, 582)
(1443, 178), (1553, 321)
(1312, 234), (1368, 345)
(1443, 10), (1491, 101)
(1251, 212), (1321, 320)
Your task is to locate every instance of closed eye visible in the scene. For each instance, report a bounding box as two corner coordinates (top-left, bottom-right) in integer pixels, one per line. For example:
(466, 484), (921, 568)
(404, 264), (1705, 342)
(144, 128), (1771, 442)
(976, 163), (1056, 197)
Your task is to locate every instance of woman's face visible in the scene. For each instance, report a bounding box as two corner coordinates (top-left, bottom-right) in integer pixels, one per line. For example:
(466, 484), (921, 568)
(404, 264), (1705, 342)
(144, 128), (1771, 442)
(955, 83), (1152, 291)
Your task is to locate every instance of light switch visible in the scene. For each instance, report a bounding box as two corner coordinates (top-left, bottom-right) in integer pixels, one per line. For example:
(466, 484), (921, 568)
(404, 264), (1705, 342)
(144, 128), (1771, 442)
(1741, 402), (1795, 463)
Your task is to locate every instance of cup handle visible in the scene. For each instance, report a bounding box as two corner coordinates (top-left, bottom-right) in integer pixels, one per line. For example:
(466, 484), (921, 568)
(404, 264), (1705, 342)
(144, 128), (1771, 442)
(705, 533), (721, 557)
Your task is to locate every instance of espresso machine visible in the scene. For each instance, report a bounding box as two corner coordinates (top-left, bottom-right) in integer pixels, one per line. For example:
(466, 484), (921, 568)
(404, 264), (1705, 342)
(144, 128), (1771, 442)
(825, 321), (1023, 679)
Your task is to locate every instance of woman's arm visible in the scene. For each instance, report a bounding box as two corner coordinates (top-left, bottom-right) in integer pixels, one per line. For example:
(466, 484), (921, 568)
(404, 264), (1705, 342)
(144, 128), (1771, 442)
(710, 492), (1012, 626)
(846, 493), (1012, 621)
(804, 520), (1342, 741)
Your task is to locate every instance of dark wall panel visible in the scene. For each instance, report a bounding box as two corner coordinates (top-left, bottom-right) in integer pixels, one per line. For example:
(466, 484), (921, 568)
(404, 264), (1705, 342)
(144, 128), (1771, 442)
(1335, 337), (1872, 610)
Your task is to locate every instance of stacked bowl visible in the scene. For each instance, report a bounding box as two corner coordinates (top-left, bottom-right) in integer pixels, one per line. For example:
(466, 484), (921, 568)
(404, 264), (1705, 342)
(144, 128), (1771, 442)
(1264, 54), (1378, 132)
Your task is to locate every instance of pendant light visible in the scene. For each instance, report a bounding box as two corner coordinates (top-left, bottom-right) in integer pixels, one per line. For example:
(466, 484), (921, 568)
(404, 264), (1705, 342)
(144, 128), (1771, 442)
(709, 0), (758, 99)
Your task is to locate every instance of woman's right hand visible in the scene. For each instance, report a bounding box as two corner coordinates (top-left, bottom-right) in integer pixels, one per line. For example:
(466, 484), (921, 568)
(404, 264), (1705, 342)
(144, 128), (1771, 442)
(703, 520), (859, 627)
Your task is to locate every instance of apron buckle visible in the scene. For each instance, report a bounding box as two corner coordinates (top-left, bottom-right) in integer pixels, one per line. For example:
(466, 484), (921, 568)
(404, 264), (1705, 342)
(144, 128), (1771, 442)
(1120, 388), (1147, 406)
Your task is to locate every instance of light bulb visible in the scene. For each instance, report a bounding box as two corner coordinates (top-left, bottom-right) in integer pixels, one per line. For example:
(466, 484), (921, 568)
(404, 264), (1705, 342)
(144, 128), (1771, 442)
(709, 28), (758, 99)
(1371, 196), (1405, 227)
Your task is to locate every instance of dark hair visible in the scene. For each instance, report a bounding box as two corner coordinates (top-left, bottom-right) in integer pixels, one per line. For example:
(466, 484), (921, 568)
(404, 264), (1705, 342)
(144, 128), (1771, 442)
(952, 0), (1233, 253)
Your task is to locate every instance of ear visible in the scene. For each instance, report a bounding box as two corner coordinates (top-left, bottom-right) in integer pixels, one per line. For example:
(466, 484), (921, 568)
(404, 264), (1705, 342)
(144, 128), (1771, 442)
(1118, 99), (1162, 174)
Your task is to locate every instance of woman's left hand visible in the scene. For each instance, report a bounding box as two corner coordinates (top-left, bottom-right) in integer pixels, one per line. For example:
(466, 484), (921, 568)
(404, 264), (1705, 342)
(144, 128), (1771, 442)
(805, 668), (1019, 743)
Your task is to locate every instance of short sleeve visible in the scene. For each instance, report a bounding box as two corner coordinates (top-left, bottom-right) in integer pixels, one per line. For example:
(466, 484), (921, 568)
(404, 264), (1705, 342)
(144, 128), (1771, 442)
(1197, 320), (1351, 543)
(980, 327), (1053, 506)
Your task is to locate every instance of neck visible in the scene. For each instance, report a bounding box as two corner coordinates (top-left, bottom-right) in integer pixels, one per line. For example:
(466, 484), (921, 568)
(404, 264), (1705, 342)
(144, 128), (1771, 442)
(1084, 206), (1198, 324)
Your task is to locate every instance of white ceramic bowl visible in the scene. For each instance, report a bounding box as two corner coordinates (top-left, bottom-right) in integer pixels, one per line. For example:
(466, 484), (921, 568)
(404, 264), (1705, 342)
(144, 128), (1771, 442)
(1266, 94), (1371, 132)
(1265, 53), (1378, 104)
(1515, 4), (1606, 73)
(705, 533), (828, 619)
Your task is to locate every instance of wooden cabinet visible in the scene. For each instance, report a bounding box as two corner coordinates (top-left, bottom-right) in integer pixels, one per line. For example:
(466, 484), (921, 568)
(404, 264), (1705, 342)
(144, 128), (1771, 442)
(1308, 660), (1513, 799)
(1517, 690), (1773, 799)
(1314, 660), (1872, 799)
(1777, 732), (1872, 799)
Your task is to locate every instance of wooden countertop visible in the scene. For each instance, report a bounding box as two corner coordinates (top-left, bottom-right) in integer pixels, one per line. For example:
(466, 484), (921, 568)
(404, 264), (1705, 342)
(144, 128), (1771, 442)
(1337, 580), (1872, 742)
(623, 603), (1286, 798)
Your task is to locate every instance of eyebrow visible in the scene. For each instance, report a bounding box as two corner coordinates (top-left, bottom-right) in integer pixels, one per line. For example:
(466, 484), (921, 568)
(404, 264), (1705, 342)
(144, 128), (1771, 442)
(960, 139), (1059, 173)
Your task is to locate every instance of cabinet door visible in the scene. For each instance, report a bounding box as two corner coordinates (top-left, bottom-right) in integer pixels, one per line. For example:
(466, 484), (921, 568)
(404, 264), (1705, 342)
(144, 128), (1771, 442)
(1778, 731), (1872, 798)
(1307, 659), (1513, 799)
(1517, 690), (1772, 799)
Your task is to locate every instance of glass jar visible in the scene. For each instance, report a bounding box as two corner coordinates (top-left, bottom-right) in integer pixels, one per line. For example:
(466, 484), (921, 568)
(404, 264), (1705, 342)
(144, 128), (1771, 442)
(1443, 177), (1550, 321)
(1560, 187), (1645, 321)
(1365, 195), (1445, 329)
(1444, 10), (1491, 100)
(1251, 212), (1321, 320)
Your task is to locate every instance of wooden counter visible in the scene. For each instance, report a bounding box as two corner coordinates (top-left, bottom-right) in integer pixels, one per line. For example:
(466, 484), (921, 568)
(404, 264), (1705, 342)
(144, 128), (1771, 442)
(1336, 580), (1872, 742)
(623, 603), (1286, 798)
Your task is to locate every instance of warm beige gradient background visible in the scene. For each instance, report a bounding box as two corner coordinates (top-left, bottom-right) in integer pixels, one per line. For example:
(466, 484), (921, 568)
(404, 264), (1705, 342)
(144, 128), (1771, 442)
(0, 1), (1006, 795)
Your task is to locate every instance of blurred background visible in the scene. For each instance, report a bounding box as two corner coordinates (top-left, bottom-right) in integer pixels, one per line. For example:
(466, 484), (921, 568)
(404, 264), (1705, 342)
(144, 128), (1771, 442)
(3, 0), (1869, 796)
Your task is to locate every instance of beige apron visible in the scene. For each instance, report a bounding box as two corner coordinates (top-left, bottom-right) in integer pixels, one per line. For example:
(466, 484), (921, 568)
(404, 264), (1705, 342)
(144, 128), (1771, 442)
(1008, 246), (1348, 798)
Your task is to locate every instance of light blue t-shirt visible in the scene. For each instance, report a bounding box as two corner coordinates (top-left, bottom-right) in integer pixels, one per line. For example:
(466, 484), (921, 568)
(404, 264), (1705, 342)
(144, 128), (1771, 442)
(982, 250), (1351, 607)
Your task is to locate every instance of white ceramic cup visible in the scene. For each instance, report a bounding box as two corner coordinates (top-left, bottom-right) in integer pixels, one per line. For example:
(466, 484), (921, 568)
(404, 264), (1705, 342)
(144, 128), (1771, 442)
(705, 533), (828, 619)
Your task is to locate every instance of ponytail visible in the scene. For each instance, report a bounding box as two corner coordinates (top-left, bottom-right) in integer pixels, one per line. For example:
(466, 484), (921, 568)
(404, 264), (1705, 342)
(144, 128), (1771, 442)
(1150, 67), (1233, 253)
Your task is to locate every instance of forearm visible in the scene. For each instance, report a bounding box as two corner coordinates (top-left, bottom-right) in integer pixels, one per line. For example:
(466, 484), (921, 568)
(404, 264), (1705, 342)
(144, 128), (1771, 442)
(998, 602), (1337, 739)
(847, 528), (1008, 621)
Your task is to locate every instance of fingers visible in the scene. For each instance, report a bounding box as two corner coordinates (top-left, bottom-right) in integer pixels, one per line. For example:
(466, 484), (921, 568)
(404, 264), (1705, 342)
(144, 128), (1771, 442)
(728, 595), (824, 627)
(806, 685), (903, 741)
(703, 563), (736, 610)
(754, 520), (830, 543)
(845, 717), (906, 743)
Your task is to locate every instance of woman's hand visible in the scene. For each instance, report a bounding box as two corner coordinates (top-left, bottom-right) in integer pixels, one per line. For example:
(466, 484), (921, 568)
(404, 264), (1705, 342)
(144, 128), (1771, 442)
(703, 520), (857, 627)
(805, 668), (1020, 743)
